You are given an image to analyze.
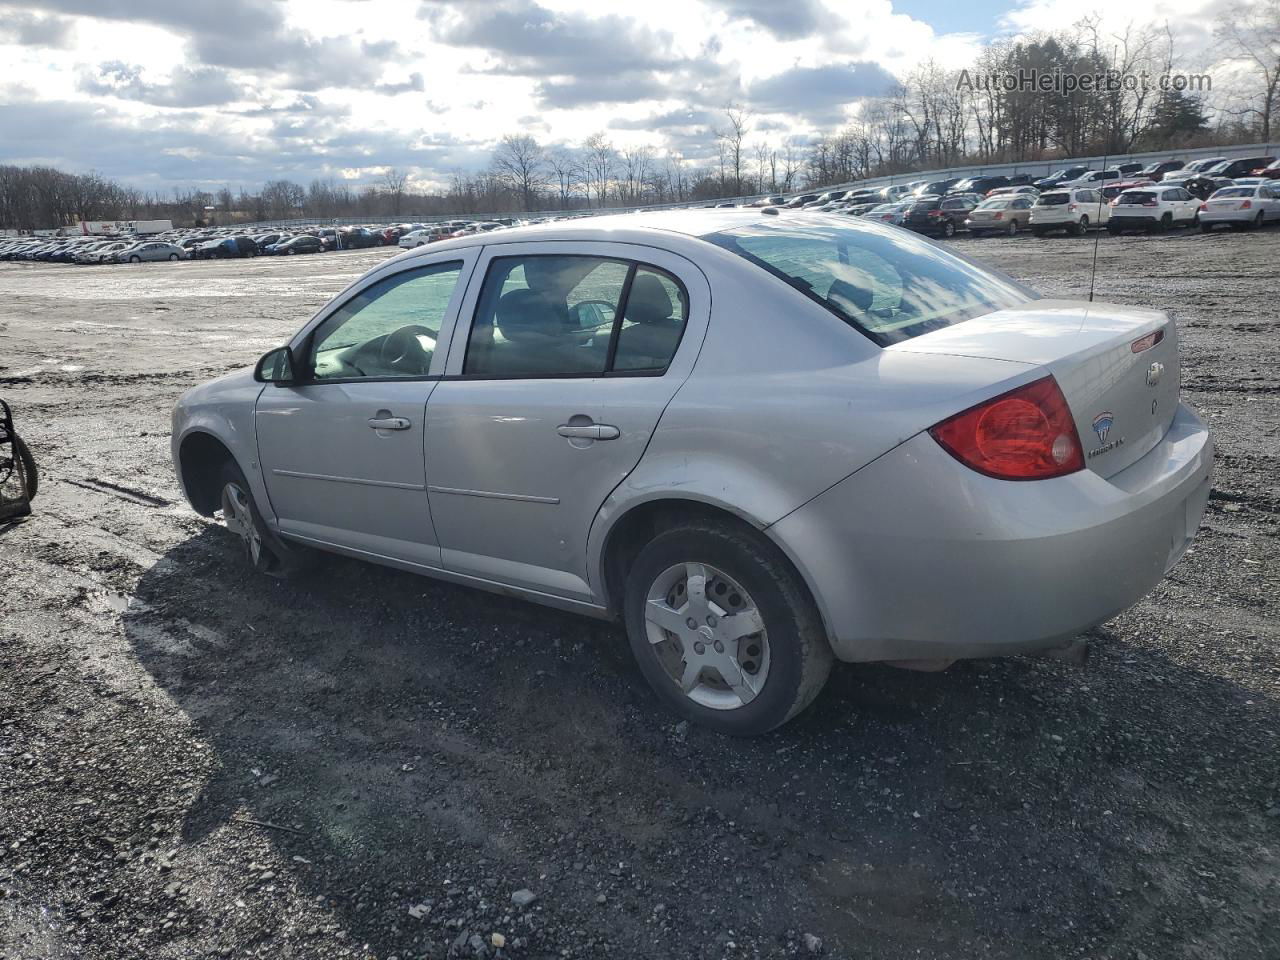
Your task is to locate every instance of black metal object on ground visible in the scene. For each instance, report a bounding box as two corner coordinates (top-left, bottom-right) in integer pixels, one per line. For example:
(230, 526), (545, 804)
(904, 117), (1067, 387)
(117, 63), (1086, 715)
(0, 398), (36, 522)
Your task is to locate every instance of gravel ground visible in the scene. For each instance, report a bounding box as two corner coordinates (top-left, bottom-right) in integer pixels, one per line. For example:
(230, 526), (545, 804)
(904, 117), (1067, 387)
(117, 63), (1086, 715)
(0, 228), (1277, 960)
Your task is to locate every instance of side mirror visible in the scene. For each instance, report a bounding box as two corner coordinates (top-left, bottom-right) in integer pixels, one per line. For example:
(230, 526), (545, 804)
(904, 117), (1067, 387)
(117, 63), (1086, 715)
(253, 346), (296, 385)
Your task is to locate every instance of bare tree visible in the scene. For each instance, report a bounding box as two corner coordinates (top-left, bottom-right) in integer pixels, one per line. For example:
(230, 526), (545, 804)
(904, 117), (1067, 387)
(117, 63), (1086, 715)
(381, 168), (409, 216)
(715, 105), (751, 195)
(583, 133), (616, 208)
(491, 134), (548, 211)
(620, 145), (652, 203)
(1215, 0), (1280, 139)
(547, 148), (581, 209)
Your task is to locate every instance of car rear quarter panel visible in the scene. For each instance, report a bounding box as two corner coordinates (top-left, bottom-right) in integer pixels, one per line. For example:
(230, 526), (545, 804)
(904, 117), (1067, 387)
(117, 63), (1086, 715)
(586, 247), (1039, 598)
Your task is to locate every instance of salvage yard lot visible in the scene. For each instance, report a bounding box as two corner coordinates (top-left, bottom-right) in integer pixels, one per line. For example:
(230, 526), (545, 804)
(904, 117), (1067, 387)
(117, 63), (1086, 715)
(0, 231), (1277, 960)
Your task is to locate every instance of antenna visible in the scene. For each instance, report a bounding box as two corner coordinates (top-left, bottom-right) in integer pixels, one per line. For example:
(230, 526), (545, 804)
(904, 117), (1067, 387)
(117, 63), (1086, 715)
(1088, 44), (1118, 304)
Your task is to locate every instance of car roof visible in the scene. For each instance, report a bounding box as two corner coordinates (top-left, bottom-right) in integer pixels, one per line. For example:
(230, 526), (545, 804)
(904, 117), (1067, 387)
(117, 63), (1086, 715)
(393, 209), (813, 257)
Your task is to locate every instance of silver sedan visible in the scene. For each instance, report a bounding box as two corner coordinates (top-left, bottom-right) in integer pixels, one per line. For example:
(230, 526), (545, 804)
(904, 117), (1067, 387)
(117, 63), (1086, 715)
(115, 241), (188, 263)
(171, 211), (1213, 734)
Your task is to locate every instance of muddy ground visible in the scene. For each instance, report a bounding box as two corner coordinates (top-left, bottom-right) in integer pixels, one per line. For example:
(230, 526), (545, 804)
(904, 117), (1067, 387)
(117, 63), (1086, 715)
(0, 228), (1276, 960)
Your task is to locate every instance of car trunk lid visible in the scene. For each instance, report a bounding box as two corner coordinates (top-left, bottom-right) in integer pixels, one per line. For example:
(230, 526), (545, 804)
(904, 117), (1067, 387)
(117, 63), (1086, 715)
(889, 299), (1179, 478)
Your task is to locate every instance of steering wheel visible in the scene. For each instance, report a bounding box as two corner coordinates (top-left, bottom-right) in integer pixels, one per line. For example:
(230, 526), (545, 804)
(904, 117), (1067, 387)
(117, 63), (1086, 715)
(377, 324), (434, 374)
(572, 299), (617, 329)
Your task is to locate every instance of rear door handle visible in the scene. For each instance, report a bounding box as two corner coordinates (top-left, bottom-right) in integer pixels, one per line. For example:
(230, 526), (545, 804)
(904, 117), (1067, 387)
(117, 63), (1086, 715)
(556, 423), (620, 441)
(368, 416), (411, 431)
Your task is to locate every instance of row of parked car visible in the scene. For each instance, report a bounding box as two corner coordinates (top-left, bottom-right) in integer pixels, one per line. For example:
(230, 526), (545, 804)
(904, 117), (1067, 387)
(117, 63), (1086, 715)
(740, 152), (1280, 239)
(0, 219), (521, 266)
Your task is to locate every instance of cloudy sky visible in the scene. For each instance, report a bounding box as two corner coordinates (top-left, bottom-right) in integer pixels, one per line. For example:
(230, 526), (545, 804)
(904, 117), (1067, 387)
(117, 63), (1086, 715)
(0, 0), (1234, 194)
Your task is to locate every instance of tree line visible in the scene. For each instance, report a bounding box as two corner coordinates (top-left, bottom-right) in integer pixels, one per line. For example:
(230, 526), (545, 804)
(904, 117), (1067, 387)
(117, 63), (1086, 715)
(2, 11), (1276, 230)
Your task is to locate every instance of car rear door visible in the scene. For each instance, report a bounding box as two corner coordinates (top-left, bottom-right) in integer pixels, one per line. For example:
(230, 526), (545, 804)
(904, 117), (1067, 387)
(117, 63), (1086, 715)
(423, 240), (710, 602)
(255, 251), (477, 567)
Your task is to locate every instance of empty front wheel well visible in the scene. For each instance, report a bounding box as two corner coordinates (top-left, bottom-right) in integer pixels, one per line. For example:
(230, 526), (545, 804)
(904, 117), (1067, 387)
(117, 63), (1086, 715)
(178, 432), (236, 515)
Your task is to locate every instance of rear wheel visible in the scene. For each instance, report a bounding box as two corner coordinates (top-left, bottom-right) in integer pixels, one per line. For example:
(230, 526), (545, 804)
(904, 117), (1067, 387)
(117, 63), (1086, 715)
(942, 220), (956, 238)
(129, 255), (141, 263)
(1158, 213), (1172, 232)
(623, 521), (833, 736)
(168, 253), (178, 261)
(1254, 211), (1265, 229)
(1007, 219), (1018, 236)
(218, 461), (312, 578)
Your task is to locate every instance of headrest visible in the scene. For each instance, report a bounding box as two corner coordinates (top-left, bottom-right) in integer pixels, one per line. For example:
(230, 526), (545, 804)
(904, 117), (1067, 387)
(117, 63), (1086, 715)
(825, 279), (873, 314)
(625, 273), (674, 325)
(496, 288), (567, 342)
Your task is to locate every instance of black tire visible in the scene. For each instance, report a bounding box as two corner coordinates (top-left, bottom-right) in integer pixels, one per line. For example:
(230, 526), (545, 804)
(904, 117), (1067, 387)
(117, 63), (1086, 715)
(1254, 211), (1265, 229)
(129, 255), (141, 263)
(1158, 213), (1172, 232)
(217, 461), (313, 578)
(941, 220), (956, 238)
(623, 521), (833, 736)
(168, 253), (178, 261)
(12, 434), (37, 500)
(1007, 219), (1018, 236)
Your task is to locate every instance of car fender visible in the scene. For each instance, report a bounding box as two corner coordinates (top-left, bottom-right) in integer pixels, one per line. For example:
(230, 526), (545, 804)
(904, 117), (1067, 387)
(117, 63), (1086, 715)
(171, 369), (273, 522)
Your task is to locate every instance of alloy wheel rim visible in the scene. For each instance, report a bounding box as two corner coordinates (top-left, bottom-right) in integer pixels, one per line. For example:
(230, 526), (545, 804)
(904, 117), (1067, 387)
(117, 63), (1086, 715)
(220, 481), (262, 565)
(643, 562), (771, 711)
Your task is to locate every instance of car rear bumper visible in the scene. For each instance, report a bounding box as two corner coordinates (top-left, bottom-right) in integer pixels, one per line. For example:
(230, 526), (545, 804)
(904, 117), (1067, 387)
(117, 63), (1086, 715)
(769, 402), (1213, 662)
(1109, 214), (1162, 227)
(1199, 209), (1255, 224)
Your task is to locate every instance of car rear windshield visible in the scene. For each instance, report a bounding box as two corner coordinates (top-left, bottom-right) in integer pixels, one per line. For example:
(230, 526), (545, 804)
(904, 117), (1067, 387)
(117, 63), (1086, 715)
(1213, 187), (1254, 198)
(1119, 191), (1156, 203)
(1036, 193), (1070, 205)
(704, 221), (1034, 346)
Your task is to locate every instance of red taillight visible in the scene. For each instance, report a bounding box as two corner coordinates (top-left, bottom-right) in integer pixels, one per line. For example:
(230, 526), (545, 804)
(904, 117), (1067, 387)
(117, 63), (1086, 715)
(929, 377), (1085, 481)
(1199, 202), (1207, 211)
(927, 210), (944, 217)
(1068, 203), (1078, 211)
(993, 212), (1004, 219)
(1241, 199), (1252, 209)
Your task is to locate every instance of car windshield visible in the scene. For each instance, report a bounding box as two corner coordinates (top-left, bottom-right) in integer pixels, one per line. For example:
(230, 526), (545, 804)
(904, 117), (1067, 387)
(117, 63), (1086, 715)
(1036, 193), (1070, 205)
(704, 221), (1034, 346)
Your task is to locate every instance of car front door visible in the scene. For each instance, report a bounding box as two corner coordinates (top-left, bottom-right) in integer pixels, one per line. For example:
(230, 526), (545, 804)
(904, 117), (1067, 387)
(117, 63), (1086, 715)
(255, 252), (476, 567)
(423, 241), (710, 602)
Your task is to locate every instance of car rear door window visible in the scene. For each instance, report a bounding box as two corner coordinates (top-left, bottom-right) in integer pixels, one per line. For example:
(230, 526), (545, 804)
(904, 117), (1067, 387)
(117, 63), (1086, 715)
(463, 256), (690, 377)
(612, 267), (689, 371)
(309, 261), (463, 380)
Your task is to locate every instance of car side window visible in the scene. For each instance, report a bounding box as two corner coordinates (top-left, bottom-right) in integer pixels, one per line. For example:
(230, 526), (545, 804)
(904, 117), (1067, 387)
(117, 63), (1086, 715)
(463, 255), (690, 377)
(463, 256), (626, 377)
(308, 261), (463, 381)
(613, 267), (689, 372)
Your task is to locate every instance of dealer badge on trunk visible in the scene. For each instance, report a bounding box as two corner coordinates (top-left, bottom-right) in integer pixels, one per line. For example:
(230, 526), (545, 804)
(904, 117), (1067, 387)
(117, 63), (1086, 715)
(1089, 411), (1123, 459)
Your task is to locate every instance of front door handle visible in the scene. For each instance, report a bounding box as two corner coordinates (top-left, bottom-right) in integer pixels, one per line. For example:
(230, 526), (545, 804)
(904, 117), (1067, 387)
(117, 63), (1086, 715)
(368, 416), (411, 431)
(556, 423), (620, 441)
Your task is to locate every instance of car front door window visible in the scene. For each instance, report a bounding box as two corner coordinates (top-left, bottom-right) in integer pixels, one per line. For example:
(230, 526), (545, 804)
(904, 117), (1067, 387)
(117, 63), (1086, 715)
(309, 261), (463, 380)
